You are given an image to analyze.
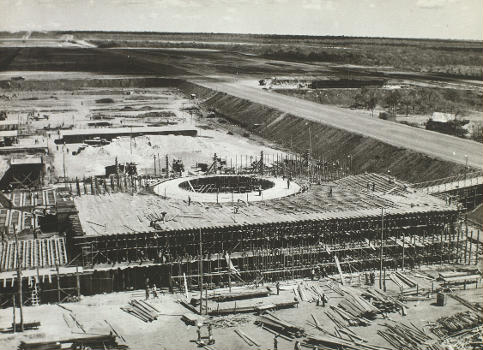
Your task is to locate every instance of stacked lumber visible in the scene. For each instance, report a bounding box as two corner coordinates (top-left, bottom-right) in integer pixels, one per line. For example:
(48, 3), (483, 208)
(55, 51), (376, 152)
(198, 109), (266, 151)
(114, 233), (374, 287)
(392, 272), (416, 288)
(325, 305), (371, 327)
(377, 321), (433, 349)
(294, 283), (324, 302)
(361, 288), (406, 314)
(191, 289), (270, 304)
(207, 300), (298, 316)
(430, 311), (481, 338)
(255, 312), (305, 338)
(19, 334), (127, 350)
(121, 299), (159, 322)
(337, 286), (380, 320)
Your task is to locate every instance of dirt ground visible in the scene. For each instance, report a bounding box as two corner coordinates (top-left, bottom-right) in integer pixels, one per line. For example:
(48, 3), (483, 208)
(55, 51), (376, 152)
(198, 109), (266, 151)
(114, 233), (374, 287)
(1, 265), (481, 350)
(0, 85), (285, 180)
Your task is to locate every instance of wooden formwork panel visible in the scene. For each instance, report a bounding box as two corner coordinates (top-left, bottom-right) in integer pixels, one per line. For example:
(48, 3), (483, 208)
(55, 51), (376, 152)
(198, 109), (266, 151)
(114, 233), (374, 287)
(0, 237), (67, 271)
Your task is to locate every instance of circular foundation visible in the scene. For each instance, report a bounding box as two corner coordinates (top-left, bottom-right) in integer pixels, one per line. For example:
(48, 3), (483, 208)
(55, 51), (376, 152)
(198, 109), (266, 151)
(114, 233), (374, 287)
(154, 174), (300, 203)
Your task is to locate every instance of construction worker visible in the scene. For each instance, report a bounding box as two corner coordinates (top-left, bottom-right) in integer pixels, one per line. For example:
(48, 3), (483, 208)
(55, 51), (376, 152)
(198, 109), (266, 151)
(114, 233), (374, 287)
(188, 196), (191, 206)
(152, 284), (158, 298)
(145, 278), (150, 300)
(274, 335), (278, 350)
(207, 324), (215, 345)
(322, 293), (327, 307)
(311, 268), (315, 281)
(196, 325), (203, 345)
(276, 281), (280, 295)
(294, 340), (302, 350)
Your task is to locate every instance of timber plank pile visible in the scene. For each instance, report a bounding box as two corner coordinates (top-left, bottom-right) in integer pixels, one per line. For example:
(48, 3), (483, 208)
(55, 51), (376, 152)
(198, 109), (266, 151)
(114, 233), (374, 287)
(19, 334), (127, 350)
(377, 321), (434, 349)
(121, 299), (159, 322)
(255, 312), (305, 339)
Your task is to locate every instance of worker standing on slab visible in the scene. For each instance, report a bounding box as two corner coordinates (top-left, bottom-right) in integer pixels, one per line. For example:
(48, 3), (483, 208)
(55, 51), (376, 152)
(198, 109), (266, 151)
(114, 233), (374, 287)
(274, 335), (278, 350)
(276, 281), (280, 295)
(207, 324), (215, 345)
(197, 324), (203, 345)
(152, 284), (158, 298)
(145, 278), (150, 300)
(294, 340), (301, 350)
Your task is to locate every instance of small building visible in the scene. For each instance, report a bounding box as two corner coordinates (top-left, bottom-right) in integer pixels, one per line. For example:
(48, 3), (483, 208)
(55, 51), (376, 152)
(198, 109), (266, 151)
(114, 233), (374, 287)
(0, 130), (18, 147)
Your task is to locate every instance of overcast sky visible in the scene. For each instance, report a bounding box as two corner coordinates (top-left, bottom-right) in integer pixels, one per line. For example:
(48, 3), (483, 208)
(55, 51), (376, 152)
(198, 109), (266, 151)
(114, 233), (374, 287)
(1, 0), (481, 40)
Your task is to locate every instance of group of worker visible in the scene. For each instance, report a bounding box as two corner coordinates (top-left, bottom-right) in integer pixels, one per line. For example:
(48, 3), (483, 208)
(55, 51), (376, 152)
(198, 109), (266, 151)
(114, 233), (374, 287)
(144, 278), (159, 299)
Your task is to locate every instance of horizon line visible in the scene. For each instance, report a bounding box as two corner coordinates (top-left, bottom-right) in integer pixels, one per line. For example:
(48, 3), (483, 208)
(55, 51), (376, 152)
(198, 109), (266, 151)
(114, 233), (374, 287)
(1, 30), (481, 43)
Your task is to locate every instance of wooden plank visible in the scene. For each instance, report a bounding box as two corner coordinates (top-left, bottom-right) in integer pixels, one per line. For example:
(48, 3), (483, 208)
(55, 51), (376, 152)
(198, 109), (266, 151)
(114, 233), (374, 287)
(334, 256), (344, 285)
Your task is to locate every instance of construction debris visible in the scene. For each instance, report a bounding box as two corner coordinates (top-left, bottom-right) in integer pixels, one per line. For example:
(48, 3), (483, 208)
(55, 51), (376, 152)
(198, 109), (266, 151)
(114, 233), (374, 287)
(430, 311), (482, 338)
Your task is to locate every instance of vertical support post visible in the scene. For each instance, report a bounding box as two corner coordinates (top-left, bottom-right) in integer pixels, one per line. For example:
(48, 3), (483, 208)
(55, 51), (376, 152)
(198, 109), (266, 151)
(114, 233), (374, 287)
(76, 266), (80, 298)
(14, 226), (23, 332)
(56, 265), (61, 303)
(469, 231), (473, 265)
(199, 229), (203, 315)
(456, 225), (461, 263)
(379, 208), (384, 289)
(12, 295), (16, 333)
(440, 225), (444, 265)
(402, 231), (405, 271)
(476, 230), (480, 266)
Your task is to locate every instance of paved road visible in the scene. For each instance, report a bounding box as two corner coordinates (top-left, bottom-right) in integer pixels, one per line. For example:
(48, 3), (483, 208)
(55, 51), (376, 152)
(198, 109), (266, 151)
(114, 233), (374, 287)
(192, 78), (483, 169)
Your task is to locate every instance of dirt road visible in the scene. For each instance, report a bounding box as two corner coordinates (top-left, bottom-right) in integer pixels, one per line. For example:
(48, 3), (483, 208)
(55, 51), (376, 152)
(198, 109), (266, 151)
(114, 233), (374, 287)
(193, 78), (483, 169)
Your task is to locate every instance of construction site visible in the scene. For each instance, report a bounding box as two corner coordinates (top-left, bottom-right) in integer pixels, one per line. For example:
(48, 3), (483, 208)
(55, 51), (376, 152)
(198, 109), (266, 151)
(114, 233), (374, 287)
(0, 33), (482, 350)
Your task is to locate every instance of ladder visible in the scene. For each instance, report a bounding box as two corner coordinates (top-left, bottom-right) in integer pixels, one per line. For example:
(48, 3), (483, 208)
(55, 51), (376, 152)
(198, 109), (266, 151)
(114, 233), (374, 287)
(31, 284), (40, 306)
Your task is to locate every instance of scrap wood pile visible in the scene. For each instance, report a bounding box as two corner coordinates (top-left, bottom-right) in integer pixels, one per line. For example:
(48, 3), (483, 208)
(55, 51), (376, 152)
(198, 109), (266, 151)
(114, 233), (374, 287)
(121, 299), (159, 322)
(440, 326), (483, 350)
(255, 312), (305, 338)
(19, 334), (128, 350)
(430, 311), (482, 338)
(209, 315), (251, 328)
(307, 313), (370, 345)
(377, 321), (434, 350)
(305, 334), (391, 350)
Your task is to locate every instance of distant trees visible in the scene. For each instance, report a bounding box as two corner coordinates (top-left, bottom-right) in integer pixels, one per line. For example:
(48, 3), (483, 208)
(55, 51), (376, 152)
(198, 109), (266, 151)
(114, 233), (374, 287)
(384, 90), (401, 116)
(353, 87), (379, 117)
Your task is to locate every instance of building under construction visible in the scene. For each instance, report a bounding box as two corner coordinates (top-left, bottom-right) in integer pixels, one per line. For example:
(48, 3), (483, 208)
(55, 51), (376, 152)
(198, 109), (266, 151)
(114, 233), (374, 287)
(0, 158), (475, 306)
